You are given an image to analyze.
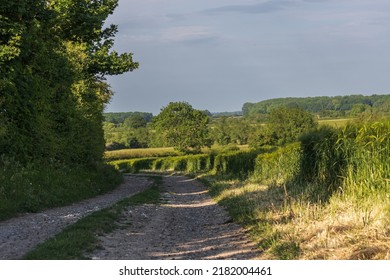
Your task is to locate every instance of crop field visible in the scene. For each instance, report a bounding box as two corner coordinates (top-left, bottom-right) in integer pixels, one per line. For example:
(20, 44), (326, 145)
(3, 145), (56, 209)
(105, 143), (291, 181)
(318, 118), (354, 127)
(104, 147), (179, 161)
(104, 144), (250, 161)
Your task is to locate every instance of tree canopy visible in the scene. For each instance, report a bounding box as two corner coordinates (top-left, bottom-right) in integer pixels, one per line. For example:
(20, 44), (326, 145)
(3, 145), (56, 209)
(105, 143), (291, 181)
(249, 107), (318, 147)
(152, 102), (211, 153)
(0, 0), (138, 165)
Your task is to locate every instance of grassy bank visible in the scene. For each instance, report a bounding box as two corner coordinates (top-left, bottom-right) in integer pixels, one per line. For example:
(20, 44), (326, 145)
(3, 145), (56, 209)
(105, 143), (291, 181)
(24, 176), (162, 259)
(0, 159), (122, 221)
(204, 121), (390, 259)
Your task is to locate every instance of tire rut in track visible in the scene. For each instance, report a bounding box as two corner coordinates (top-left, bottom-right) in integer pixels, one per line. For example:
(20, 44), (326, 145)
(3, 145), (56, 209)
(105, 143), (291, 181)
(89, 175), (261, 260)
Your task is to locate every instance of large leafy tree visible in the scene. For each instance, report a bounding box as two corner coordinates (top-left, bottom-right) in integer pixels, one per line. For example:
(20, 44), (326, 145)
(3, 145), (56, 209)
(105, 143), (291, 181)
(0, 0), (138, 165)
(268, 107), (317, 145)
(152, 102), (211, 153)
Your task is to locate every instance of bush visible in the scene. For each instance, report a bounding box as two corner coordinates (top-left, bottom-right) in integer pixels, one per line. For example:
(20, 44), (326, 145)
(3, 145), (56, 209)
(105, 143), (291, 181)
(213, 151), (257, 178)
(110, 158), (157, 173)
(109, 154), (214, 174)
(105, 142), (127, 151)
(0, 158), (122, 221)
(253, 142), (301, 186)
(152, 154), (214, 173)
(298, 126), (345, 192)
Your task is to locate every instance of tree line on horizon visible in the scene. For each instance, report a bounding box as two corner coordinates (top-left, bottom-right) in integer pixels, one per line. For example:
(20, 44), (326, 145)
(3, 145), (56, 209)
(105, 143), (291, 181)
(243, 94), (390, 120)
(103, 94), (390, 152)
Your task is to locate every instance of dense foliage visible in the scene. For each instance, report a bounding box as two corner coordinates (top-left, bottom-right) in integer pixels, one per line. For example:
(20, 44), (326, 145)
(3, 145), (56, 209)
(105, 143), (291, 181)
(103, 112), (153, 124)
(103, 112), (152, 150)
(152, 102), (211, 153)
(243, 94), (390, 120)
(0, 0), (138, 165)
(0, 1), (138, 219)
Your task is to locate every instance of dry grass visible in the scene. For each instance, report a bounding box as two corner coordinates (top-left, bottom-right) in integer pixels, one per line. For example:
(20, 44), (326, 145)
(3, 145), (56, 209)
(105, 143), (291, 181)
(207, 178), (390, 260)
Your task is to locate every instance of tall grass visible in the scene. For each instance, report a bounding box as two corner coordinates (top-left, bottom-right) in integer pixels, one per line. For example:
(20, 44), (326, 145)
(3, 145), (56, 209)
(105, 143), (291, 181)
(252, 142), (301, 187)
(339, 121), (390, 197)
(0, 158), (122, 221)
(206, 120), (390, 259)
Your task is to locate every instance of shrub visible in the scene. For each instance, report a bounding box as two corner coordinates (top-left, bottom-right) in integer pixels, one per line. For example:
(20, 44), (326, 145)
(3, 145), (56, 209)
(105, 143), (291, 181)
(0, 158), (121, 221)
(213, 151), (257, 178)
(151, 154), (214, 173)
(298, 126), (345, 191)
(253, 142), (301, 186)
(109, 158), (156, 173)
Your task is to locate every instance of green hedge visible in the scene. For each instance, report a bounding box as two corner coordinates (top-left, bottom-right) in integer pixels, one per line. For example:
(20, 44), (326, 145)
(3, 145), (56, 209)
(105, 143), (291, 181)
(110, 158), (157, 173)
(252, 142), (301, 186)
(110, 154), (214, 174)
(109, 120), (390, 203)
(250, 121), (390, 201)
(213, 151), (258, 178)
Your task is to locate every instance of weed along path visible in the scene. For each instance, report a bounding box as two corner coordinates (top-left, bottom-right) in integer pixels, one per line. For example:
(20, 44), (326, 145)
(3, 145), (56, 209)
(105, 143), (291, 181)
(0, 176), (152, 260)
(88, 174), (260, 260)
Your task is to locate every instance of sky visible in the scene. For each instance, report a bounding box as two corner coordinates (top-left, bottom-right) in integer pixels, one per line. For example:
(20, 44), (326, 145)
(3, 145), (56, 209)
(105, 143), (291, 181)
(104, 0), (390, 115)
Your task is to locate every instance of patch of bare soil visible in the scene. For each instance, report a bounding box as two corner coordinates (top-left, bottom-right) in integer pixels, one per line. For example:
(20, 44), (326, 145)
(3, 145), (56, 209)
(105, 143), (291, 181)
(88, 175), (261, 260)
(0, 176), (152, 259)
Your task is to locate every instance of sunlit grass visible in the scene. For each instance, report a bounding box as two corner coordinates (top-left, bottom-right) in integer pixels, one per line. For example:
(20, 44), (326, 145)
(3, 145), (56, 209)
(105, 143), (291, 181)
(318, 118), (354, 128)
(205, 176), (390, 260)
(104, 145), (251, 161)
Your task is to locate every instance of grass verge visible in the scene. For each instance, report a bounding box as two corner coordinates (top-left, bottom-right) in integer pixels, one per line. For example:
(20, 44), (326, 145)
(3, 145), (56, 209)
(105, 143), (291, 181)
(0, 160), (122, 221)
(23, 175), (162, 260)
(202, 174), (390, 260)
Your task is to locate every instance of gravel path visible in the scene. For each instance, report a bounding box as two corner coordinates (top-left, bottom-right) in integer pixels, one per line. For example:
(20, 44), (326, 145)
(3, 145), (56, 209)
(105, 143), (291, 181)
(0, 174), (261, 260)
(88, 175), (260, 260)
(0, 175), (152, 259)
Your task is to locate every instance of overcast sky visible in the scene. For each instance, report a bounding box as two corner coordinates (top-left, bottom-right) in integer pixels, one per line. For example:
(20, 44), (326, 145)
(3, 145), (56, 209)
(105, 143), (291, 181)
(104, 0), (390, 114)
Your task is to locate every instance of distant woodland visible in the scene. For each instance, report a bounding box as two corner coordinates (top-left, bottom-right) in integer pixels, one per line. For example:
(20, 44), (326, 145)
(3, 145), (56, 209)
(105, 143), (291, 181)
(103, 94), (390, 150)
(243, 94), (390, 120)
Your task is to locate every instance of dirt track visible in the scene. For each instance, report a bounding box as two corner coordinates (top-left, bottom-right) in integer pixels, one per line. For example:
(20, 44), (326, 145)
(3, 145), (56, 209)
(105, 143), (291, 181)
(0, 174), (260, 260)
(0, 176), (152, 259)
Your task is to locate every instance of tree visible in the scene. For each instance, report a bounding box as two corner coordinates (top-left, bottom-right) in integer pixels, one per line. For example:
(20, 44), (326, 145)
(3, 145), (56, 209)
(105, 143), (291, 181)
(152, 102), (211, 153)
(211, 117), (253, 145)
(123, 114), (147, 129)
(267, 107), (317, 145)
(0, 0), (138, 165)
